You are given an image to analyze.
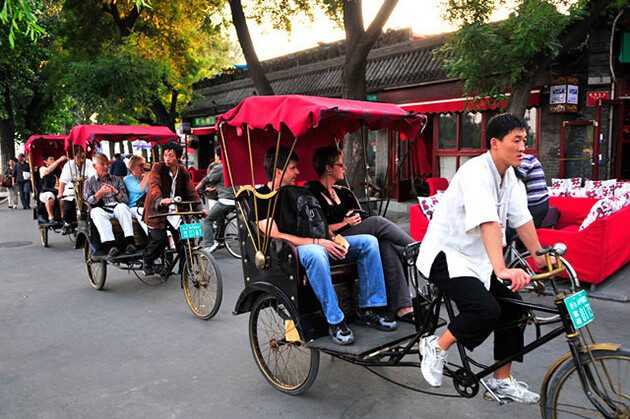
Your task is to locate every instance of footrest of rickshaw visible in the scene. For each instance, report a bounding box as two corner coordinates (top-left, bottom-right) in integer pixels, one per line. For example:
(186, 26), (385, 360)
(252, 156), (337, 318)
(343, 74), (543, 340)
(306, 322), (418, 358)
(91, 249), (144, 263)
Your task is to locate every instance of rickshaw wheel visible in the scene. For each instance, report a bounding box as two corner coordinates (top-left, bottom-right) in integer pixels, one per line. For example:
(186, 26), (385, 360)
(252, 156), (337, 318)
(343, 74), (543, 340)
(84, 242), (107, 290)
(182, 248), (223, 320)
(249, 293), (319, 395)
(39, 226), (49, 247)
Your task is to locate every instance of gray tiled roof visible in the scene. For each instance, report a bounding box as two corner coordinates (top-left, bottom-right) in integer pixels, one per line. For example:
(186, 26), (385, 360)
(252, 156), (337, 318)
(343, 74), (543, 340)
(185, 33), (449, 116)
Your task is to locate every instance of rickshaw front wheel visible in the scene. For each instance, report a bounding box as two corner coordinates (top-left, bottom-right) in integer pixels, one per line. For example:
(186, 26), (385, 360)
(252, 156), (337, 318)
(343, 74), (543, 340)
(182, 248), (223, 320)
(249, 293), (319, 395)
(84, 242), (107, 290)
(39, 226), (48, 247)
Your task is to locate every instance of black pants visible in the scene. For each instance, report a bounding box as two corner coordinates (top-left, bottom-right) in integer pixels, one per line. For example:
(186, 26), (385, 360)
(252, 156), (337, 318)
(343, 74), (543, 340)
(429, 252), (528, 361)
(62, 200), (77, 224)
(343, 216), (414, 311)
(144, 228), (168, 265)
(17, 181), (31, 209)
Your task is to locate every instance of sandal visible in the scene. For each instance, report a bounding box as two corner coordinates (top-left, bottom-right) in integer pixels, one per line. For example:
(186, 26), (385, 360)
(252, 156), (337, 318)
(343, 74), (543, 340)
(395, 312), (415, 324)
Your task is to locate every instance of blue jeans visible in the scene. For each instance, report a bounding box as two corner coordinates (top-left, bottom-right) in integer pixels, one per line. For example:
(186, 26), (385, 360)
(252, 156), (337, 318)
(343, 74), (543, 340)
(297, 234), (387, 325)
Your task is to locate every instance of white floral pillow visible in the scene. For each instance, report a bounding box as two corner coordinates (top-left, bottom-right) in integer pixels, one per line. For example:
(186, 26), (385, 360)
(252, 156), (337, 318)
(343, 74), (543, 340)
(579, 193), (630, 231)
(584, 179), (616, 199)
(567, 187), (587, 198)
(548, 185), (567, 197)
(615, 181), (630, 197)
(552, 178), (582, 189)
(418, 192), (443, 220)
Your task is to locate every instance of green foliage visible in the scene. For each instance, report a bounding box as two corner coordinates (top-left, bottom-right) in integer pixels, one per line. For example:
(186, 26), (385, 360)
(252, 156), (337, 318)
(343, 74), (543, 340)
(439, 0), (588, 103)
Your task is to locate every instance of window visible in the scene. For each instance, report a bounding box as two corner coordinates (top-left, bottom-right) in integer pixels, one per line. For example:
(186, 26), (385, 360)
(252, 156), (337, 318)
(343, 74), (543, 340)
(461, 112), (482, 149)
(524, 108), (538, 148)
(438, 114), (456, 149)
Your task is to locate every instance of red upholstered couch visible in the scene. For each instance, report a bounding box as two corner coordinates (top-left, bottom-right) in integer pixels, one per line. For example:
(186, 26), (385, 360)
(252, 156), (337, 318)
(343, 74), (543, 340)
(537, 196), (630, 285)
(409, 196), (630, 285)
(188, 168), (206, 187)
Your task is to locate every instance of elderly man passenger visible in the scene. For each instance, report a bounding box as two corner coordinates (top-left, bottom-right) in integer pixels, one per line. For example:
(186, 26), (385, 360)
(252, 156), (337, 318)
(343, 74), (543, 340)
(83, 153), (136, 257)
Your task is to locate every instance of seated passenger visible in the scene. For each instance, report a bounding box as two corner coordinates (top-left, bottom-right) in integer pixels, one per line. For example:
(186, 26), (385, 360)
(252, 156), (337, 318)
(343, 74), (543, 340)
(306, 146), (416, 323)
(123, 155), (150, 235)
(257, 146), (397, 346)
(83, 153), (136, 257)
(57, 147), (96, 234)
(142, 142), (205, 276)
(38, 153), (67, 225)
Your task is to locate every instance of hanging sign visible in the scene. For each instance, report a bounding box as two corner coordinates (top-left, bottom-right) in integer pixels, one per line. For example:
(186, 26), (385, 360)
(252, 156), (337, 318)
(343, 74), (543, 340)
(586, 91), (609, 106)
(549, 76), (579, 113)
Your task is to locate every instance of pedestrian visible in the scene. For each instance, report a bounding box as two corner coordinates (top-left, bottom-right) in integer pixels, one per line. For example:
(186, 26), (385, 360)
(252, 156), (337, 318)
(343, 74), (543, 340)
(13, 153), (32, 209)
(2, 158), (19, 209)
(109, 153), (128, 177)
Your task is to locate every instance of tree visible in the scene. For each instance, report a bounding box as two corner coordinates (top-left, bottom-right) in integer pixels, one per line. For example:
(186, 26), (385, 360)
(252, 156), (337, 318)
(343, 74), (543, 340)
(52, 0), (230, 129)
(439, 0), (618, 116)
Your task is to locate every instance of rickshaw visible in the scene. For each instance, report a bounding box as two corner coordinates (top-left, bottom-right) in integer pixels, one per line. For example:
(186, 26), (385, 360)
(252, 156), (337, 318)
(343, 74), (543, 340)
(69, 124), (222, 320)
(224, 95), (627, 417)
(24, 134), (74, 247)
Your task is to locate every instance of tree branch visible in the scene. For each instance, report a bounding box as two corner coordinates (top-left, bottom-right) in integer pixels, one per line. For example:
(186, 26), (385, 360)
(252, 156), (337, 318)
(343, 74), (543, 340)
(102, 1), (140, 37)
(364, 0), (399, 47)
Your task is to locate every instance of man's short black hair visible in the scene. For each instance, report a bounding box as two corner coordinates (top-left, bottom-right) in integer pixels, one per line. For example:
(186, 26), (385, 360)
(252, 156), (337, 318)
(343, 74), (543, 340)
(42, 153), (54, 161)
(163, 142), (183, 159)
(485, 113), (529, 149)
(264, 146), (299, 181)
(114, 153), (122, 159)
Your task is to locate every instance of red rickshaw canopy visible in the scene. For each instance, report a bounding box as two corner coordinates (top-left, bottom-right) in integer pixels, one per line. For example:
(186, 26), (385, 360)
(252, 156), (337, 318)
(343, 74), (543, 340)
(216, 95), (426, 186)
(65, 124), (179, 152)
(25, 135), (69, 168)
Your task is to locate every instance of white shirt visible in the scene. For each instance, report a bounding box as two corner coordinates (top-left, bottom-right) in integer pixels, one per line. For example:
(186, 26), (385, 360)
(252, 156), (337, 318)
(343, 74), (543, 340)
(416, 152), (531, 289)
(59, 159), (96, 186)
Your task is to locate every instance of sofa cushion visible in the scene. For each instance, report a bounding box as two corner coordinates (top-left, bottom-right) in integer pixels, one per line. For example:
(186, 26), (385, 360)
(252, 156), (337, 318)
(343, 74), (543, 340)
(584, 179), (616, 199)
(417, 192), (443, 220)
(579, 194), (630, 231)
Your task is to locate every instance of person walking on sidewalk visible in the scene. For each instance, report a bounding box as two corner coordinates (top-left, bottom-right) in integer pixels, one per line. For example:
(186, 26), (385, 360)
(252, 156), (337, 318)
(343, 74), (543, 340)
(13, 153), (32, 209)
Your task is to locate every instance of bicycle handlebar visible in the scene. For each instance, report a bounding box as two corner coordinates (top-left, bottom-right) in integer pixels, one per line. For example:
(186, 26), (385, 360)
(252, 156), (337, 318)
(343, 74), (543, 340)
(148, 211), (205, 219)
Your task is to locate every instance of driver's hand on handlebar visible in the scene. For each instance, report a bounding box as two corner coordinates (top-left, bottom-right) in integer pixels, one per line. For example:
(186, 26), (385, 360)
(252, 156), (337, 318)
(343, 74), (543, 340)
(200, 209), (208, 217)
(318, 239), (347, 260)
(496, 267), (531, 292)
(159, 198), (173, 207)
(533, 253), (556, 269)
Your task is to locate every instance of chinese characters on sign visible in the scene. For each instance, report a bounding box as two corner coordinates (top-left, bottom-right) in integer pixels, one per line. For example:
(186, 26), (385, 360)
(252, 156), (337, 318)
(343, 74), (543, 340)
(564, 290), (594, 330)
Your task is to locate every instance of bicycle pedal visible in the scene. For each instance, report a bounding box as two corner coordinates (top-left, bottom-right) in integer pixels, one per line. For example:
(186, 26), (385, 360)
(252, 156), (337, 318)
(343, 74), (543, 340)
(483, 392), (513, 405)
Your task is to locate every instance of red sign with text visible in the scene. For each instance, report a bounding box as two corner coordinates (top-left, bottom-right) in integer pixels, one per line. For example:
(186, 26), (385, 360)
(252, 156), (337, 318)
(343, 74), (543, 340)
(587, 91), (609, 106)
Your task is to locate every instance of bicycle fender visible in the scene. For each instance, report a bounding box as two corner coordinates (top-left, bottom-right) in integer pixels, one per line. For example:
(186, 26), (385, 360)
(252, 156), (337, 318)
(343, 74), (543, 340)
(233, 282), (296, 317)
(539, 343), (621, 405)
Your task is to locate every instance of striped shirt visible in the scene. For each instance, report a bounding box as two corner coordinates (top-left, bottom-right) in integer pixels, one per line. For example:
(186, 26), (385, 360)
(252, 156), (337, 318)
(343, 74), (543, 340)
(83, 174), (129, 208)
(517, 154), (549, 206)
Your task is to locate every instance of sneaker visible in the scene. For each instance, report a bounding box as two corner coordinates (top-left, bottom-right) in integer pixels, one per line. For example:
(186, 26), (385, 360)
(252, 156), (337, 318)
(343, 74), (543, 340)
(60, 223), (72, 235)
(419, 335), (447, 387)
(125, 244), (137, 255)
(484, 376), (540, 404)
(355, 308), (398, 331)
(108, 246), (121, 257)
(329, 321), (355, 345)
(206, 242), (219, 253)
(142, 262), (155, 276)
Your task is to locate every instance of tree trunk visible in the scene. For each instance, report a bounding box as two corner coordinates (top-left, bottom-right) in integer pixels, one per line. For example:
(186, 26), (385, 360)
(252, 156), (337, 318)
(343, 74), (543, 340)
(341, 0), (398, 198)
(0, 83), (16, 168)
(150, 95), (176, 131)
(229, 0), (274, 96)
(507, 75), (535, 116)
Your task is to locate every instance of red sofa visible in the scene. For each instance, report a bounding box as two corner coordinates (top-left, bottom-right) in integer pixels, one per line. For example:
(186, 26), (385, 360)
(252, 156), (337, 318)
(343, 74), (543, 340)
(537, 196), (630, 285)
(409, 196), (630, 285)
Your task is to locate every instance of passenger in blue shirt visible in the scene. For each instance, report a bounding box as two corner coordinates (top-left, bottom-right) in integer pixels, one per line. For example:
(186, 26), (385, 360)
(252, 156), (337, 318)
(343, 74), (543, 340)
(123, 155), (150, 234)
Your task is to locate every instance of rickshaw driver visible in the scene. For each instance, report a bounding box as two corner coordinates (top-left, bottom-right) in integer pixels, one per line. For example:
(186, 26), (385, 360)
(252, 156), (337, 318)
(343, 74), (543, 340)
(39, 153), (67, 225)
(257, 146), (397, 346)
(142, 142), (206, 276)
(83, 153), (136, 257)
(57, 147), (96, 234)
(416, 114), (548, 403)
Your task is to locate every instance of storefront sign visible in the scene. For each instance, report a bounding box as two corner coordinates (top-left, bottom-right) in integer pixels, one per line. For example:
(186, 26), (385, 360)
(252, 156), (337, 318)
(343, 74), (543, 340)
(191, 115), (216, 128)
(586, 91), (609, 106)
(549, 76), (579, 113)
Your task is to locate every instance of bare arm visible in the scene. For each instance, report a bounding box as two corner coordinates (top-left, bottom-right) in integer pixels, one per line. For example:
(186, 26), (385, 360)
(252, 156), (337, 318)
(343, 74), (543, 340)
(42, 156), (67, 176)
(515, 220), (546, 267)
(480, 221), (530, 291)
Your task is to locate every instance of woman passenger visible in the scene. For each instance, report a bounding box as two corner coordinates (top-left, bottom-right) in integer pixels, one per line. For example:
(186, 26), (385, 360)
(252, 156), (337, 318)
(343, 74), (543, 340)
(123, 155), (150, 235)
(305, 146), (415, 322)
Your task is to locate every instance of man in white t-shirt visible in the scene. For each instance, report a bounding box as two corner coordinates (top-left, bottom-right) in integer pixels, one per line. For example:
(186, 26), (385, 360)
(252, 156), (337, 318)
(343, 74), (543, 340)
(416, 114), (547, 404)
(57, 148), (96, 234)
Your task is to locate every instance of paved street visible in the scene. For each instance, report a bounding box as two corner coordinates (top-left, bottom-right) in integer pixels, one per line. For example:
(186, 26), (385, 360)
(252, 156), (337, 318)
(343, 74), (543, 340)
(1, 206), (628, 419)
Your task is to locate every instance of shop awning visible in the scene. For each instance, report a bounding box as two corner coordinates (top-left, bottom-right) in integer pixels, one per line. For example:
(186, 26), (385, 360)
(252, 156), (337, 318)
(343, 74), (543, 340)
(399, 91), (540, 114)
(191, 127), (216, 135)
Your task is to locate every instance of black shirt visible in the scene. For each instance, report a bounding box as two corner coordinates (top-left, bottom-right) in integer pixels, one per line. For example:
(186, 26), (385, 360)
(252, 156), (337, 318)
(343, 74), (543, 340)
(305, 181), (361, 232)
(41, 167), (61, 194)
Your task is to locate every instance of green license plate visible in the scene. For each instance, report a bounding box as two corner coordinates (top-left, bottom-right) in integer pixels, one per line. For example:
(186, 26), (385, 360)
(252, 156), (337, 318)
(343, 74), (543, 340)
(179, 222), (203, 240)
(564, 290), (594, 330)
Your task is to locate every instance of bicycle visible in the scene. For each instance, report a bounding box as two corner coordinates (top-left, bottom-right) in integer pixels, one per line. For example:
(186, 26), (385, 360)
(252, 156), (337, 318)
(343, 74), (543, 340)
(211, 206), (241, 259)
(411, 244), (628, 418)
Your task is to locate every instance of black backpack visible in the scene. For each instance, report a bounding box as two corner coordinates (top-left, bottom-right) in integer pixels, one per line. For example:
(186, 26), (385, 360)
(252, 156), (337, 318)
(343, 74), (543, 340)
(277, 186), (329, 240)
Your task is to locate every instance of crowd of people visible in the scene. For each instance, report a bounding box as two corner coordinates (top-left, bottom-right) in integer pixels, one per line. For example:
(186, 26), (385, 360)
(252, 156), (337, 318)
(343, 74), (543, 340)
(0, 113), (551, 403)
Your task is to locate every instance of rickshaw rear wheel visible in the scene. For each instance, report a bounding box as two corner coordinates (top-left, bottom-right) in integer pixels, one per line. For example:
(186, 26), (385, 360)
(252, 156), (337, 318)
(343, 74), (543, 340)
(182, 248), (223, 320)
(84, 242), (107, 290)
(39, 226), (49, 247)
(249, 293), (319, 395)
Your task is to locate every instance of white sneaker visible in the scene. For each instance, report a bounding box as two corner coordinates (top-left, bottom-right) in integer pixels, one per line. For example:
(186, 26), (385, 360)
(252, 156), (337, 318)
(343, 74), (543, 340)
(485, 376), (540, 404)
(419, 335), (447, 387)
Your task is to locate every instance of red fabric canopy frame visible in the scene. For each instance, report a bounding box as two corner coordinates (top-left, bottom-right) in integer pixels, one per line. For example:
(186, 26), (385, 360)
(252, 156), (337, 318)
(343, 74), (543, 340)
(216, 95), (426, 186)
(65, 124), (179, 152)
(25, 135), (69, 168)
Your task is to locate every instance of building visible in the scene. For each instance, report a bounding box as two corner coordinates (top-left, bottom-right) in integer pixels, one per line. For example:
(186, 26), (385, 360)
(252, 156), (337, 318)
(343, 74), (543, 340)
(183, 14), (630, 200)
